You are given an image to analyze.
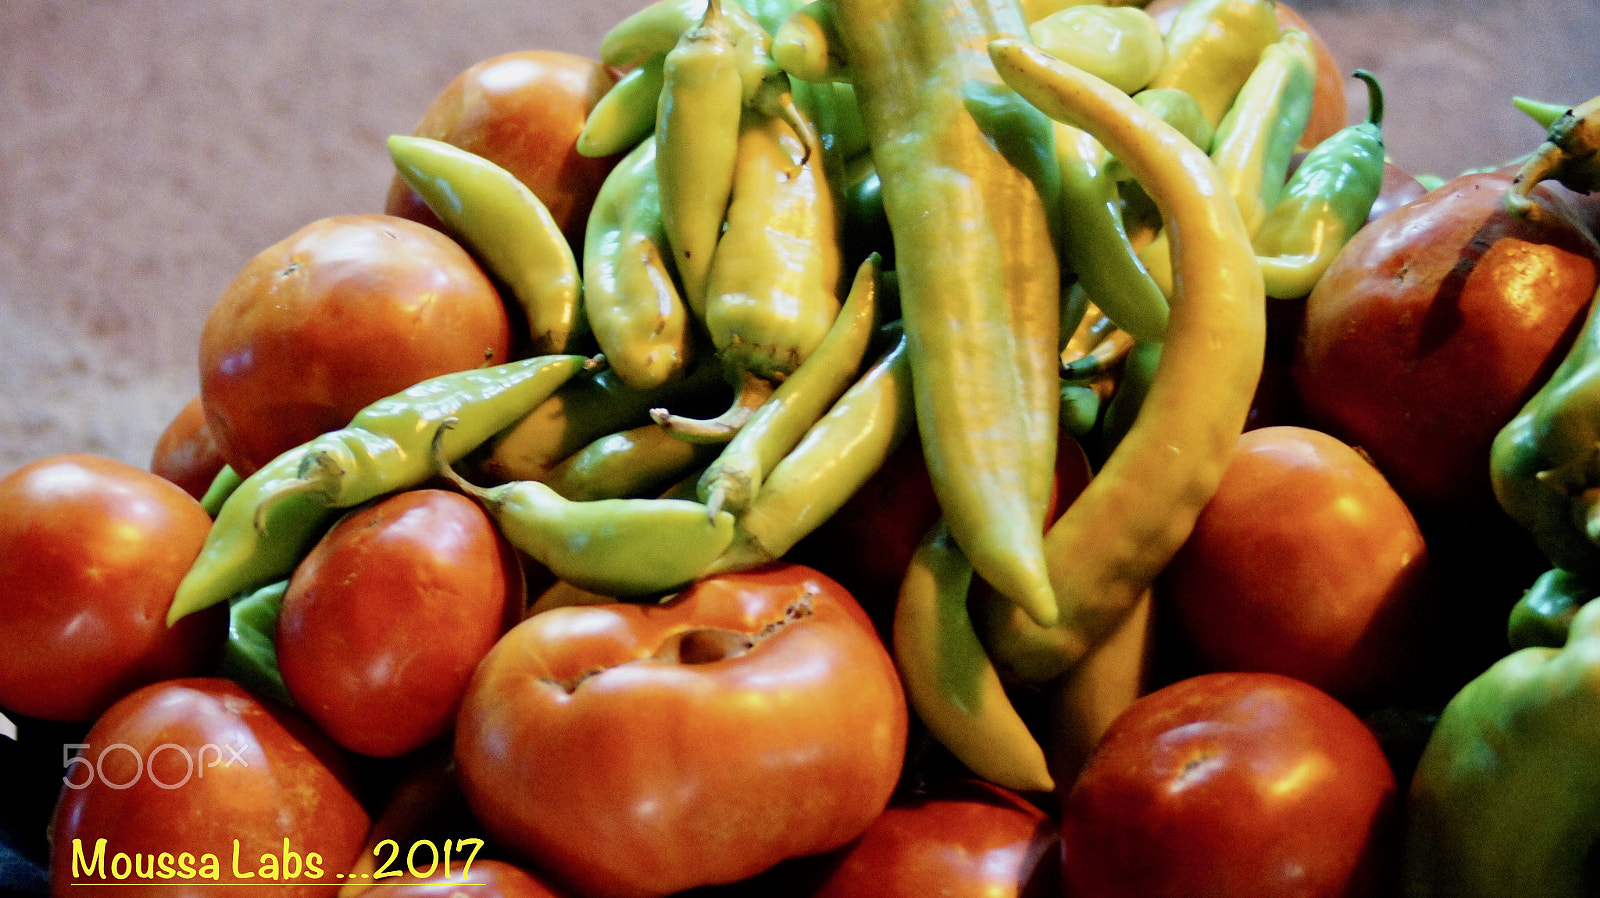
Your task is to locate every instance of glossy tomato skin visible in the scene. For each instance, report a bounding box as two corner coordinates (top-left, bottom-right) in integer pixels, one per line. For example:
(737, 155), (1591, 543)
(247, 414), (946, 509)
(454, 562), (908, 898)
(385, 50), (620, 252)
(199, 213), (511, 477)
(48, 677), (371, 897)
(0, 454), (226, 722)
(1158, 426), (1435, 707)
(149, 395), (228, 501)
(1293, 171), (1599, 514)
(276, 489), (523, 758)
(380, 859), (569, 897)
(772, 779), (1063, 898)
(1061, 672), (1400, 898)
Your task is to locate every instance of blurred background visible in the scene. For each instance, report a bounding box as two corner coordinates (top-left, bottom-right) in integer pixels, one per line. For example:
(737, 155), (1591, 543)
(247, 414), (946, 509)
(3, 0), (1599, 473)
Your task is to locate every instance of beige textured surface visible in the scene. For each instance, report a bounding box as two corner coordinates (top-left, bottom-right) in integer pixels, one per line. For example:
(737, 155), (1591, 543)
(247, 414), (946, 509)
(3, 0), (1600, 472)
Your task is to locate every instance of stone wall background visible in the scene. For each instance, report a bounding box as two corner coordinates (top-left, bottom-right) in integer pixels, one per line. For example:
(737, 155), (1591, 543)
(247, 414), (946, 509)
(4, 0), (1598, 472)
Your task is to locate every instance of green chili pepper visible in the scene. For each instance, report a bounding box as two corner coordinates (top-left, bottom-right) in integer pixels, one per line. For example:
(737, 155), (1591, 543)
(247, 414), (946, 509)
(1509, 566), (1598, 651)
(436, 421), (735, 598)
(199, 465), (243, 518)
(577, 55), (666, 159)
(694, 253), (880, 518)
(216, 579), (293, 707)
(544, 422), (720, 502)
(1055, 121), (1169, 341)
(166, 444), (328, 627)
(167, 356), (588, 625)
(482, 356), (725, 484)
(1146, 0), (1283, 130)
(582, 135), (697, 390)
(770, 0), (849, 84)
(1492, 283), (1600, 576)
(1140, 26), (1317, 295)
(653, 107), (844, 443)
(1254, 70), (1387, 299)
(1512, 95), (1573, 132)
(708, 328), (915, 574)
(985, 37), (1265, 681)
(808, 0), (1065, 630)
(1029, 4), (1165, 96)
(893, 520), (1056, 794)
(1506, 92), (1600, 220)
(388, 136), (585, 356)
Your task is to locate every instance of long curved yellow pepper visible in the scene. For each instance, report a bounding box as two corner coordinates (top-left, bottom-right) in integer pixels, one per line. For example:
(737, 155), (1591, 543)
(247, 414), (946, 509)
(985, 38), (1265, 681)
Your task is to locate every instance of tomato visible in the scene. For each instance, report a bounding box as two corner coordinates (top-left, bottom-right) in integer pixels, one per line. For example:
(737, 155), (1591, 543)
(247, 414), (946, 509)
(48, 677), (371, 896)
(1060, 672), (1400, 898)
(276, 489), (524, 759)
(1143, 0), (1347, 148)
(149, 395), (228, 501)
(198, 213), (512, 477)
(1157, 426), (1435, 706)
(771, 779), (1063, 898)
(1293, 171), (1599, 514)
(385, 50), (621, 253)
(454, 563), (908, 898)
(0, 454), (226, 722)
(379, 859), (569, 897)
(1366, 161), (1430, 225)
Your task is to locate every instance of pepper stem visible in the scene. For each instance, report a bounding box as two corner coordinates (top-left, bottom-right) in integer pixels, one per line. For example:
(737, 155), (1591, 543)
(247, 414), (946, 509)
(651, 371), (775, 444)
(430, 417), (496, 505)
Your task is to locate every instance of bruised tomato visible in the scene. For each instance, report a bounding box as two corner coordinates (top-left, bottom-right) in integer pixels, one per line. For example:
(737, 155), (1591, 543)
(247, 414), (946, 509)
(276, 489), (524, 758)
(385, 50), (621, 252)
(454, 563), (907, 898)
(1294, 171), (1599, 514)
(49, 678), (370, 896)
(0, 454), (225, 722)
(149, 395), (227, 501)
(199, 214), (511, 477)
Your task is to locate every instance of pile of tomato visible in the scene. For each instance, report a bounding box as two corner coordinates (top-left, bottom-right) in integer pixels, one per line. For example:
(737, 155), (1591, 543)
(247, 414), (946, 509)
(5, 1), (1600, 896)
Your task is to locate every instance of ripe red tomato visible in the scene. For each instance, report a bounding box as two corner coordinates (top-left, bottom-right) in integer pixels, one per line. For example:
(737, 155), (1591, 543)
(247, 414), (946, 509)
(1158, 425), (1435, 706)
(0, 454), (226, 722)
(1294, 171), (1599, 514)
(773, 779), (1063, 898)
(149, 395), (228, 501)
(1060, 672), (1400, 898)
(199, 213), (512, 477)
(385, 50), (621, 252)
(49, 677), (371, 896)
(454, 562), (908, 898)
(380, 859), (569, 897)
(276, 489), (524, 758)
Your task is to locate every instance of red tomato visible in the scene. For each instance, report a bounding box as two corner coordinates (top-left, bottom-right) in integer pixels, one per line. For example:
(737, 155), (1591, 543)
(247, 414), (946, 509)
(385, 50), (621, 252)
(1060, 672), (1400, 898)
(48, 677), (371, 896)
(454, 563), (908, 898)
(199, 213), (512, 477)
(379, 859), (569, 897)
(1158, 426), (1435, 706)
(149, 395), (228, 501)
(276, 490), (524, 758)
(773, 779), (1063, 898)
(1294, 171), (1599, 514)
(0, 454), (226, 722)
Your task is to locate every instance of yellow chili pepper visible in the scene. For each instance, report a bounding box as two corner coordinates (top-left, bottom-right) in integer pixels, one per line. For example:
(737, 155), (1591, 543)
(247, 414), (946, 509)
(986, 38), (1265, 681)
